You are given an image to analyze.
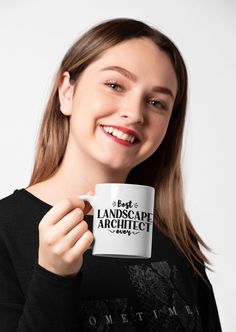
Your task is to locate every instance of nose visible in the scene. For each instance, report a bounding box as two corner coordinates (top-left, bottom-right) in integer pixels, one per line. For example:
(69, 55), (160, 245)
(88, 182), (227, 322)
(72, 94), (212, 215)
(119, 98), (144, 125)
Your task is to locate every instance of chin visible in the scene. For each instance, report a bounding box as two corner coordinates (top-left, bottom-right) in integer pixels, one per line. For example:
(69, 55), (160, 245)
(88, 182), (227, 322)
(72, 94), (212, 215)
(99, 158), (132, 172)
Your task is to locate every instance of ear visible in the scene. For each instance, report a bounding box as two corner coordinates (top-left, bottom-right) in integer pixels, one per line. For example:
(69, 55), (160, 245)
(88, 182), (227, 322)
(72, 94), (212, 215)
(58, 71), (75, 116)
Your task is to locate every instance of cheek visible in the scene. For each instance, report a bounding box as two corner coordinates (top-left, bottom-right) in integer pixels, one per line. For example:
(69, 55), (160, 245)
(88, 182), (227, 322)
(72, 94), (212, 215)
(140, 117), (171, 160)
(69, 94), (115, 139)
(148, 116), (170, 145)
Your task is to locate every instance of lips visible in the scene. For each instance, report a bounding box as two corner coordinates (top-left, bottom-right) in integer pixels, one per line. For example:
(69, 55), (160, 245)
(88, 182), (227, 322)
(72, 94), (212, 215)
(100, 125), (140, 143)
(99, 124), (141, 147)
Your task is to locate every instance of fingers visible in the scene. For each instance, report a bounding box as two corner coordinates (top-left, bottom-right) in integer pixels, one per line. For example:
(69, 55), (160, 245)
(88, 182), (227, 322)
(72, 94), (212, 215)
(40, 197), (86, 227)
(52, 220), (89, 255)
(67, 230), (94, 261)
(38, 193), (94, 276)
(54, 208), (84, 236)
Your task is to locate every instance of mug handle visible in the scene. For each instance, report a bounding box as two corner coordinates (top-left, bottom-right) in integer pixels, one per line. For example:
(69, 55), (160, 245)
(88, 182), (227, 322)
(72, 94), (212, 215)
(78, 194), (96, 208)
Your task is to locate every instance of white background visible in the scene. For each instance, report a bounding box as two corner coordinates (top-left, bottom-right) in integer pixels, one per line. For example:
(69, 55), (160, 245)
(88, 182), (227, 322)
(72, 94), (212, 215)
(0, 0), (235, 330)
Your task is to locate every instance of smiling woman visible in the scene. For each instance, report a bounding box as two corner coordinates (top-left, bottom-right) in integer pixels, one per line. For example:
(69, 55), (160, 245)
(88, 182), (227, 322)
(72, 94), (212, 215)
(56, 37), (177, 173)
(0, 18), (222, 331)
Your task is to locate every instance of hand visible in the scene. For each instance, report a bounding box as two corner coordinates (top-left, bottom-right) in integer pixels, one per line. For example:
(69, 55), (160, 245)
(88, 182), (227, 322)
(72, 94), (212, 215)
(38, 194), (94, 277)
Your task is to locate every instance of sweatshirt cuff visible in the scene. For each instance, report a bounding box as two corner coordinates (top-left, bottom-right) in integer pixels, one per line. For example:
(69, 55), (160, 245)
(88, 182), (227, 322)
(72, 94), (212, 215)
(34, 263), (83, 287)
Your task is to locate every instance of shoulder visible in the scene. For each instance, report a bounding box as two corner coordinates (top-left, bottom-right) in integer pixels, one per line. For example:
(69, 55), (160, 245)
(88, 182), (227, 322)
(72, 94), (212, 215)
(0, 190), (23, 240)
(0, 189), (50, 234)
(0, 190), (22, 220)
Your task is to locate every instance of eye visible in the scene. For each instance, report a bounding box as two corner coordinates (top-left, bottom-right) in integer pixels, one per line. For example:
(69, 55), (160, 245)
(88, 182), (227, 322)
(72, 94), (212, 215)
(147, 99), (167, 111)
(104, 80), (123, 92)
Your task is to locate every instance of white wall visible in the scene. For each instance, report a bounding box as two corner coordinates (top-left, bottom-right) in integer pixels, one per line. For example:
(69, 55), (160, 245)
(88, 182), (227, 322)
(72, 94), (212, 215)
(1, 0), (235, 330)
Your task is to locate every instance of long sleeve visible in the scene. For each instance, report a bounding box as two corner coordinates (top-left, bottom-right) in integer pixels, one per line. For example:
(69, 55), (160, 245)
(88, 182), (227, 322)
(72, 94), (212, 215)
(197, 266), (222, 331)
(0, 189), (223, 331)
(0, 232), (83, 332)
(0, 191), (85, 332)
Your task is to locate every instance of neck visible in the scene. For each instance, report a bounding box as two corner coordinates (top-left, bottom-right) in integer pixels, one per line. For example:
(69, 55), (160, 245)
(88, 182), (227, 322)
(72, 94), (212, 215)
(34, 137), (130, 206)
(52, 158), (128, 197)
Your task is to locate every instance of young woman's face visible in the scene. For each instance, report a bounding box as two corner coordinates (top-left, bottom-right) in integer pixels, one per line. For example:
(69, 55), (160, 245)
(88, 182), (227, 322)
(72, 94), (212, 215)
(61, 37), (178, 173)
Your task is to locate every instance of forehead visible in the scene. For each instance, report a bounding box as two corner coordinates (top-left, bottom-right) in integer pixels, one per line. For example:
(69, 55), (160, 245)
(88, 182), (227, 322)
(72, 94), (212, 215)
(84, 38), (178, 97)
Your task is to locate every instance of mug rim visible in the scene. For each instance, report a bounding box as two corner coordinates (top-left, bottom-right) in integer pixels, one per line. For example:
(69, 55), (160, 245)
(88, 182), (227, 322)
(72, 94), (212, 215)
(95, 183), (155, 191)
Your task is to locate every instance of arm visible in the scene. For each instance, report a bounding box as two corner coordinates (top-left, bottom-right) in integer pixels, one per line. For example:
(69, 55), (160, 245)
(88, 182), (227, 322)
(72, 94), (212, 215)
(0, 195), (93, 331)
(197, 265), (222, 332)
(0, 234), (82, 332)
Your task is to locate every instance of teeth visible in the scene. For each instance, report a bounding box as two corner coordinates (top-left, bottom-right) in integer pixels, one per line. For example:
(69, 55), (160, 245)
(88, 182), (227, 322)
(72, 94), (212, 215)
(121, 133), (129, 140)
(117, 131), (123, 139)
(113, 129), (119, 137)
(102, 126), (136, 143)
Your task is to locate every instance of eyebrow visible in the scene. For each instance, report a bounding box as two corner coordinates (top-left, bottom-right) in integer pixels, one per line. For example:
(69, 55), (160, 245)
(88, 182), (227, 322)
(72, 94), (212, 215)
(100, 65), (175, 100)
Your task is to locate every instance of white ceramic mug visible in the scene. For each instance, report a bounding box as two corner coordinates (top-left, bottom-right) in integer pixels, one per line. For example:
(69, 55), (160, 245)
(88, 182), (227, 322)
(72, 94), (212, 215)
(79, 183), (155, 258)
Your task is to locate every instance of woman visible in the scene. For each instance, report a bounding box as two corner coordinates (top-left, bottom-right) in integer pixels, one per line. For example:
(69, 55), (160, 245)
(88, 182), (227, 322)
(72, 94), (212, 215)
(0, 18), (222, 331)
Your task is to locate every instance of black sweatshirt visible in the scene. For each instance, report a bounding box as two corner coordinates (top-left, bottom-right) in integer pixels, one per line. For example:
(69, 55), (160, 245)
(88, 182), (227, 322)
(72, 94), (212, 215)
(0, 189), (222, 332)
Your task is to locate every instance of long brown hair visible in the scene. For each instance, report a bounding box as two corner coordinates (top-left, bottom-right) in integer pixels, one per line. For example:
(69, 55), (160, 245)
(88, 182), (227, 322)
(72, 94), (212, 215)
(28, 18), (211, 279)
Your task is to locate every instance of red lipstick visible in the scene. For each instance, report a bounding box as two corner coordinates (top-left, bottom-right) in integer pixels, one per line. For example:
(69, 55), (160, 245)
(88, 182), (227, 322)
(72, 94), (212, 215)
(100, 125), (140, 147)
(101, 125), (140, 142)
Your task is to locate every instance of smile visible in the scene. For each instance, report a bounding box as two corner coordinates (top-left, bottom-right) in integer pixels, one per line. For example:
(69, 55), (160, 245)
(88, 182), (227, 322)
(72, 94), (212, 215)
(100, 125), (139, 146)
